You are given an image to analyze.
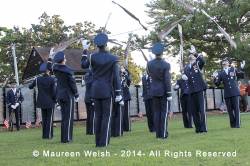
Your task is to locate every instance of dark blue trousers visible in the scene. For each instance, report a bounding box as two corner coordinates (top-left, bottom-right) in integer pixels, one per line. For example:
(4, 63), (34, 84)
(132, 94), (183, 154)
(8, 107), (20, 131)
(152, 97), (169, 139)
(60, 97), (74, 143)
(111, 102), (123, 137)
(144, 99), (155, 132)
(180, 94), (193, 128)
(94, 98), (112, 147)
(190, 91), (207, 133)
(225, 96), (240, 128)
(123, 100), (131, 132)
(41, 108), (54, 139)
(85, 102), (95, 135)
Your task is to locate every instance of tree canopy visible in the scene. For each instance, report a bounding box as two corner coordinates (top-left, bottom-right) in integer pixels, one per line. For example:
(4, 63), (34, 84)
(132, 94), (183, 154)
(0, 12), (142, 85)
(1, 1), (250, 85)
(144, 0), (250, 84)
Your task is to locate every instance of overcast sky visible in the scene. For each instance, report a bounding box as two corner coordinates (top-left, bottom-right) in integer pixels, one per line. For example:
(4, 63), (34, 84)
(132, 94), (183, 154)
(0, 0), (180, 72)
(0, 0), (152, 39)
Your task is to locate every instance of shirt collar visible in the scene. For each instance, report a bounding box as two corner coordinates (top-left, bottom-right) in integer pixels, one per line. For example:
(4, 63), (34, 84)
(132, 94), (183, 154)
(12, 88), (16, 93)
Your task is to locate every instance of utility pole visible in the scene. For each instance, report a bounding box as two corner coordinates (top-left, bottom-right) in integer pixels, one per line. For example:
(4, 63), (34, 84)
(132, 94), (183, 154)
(11, 43), (19, 86)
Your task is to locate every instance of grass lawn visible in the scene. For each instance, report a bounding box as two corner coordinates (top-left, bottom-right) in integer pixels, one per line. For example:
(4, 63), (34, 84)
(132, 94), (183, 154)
(0, 112), (249, 166)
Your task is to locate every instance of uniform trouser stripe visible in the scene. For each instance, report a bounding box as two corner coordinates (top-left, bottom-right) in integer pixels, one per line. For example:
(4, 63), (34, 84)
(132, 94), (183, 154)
(106, 97), (112, 146)
(163, 101), (168, 138)
(128, 101), (131, 130)
(92, 111), (95, 134)
(237, 96), (240, 127)
(68, 98), (73, 141)
(203, 91), (207, 131)
(49, 108), (54, 138)
(119, 105), (122, 136)
(235, 96), (241, 127)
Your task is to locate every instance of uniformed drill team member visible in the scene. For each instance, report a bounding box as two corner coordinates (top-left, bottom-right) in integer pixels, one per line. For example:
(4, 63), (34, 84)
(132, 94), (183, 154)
(52, 51), (79, 143)
(84, 69), (95, 135)
(6, 82), (24, 131)
(111, 67), (124, 137)
(174, 76), (193, 128)
(81, 38), (123, 138)
(121, 65), (132, 132)
(81, 33), (122, 147)
(142, 72), (155, 132)
(147, 42), (172, 139)
(213, 58), (245, 128)
(81, 40), (95, 135)
(111, 93), (124, 137)
(29, 62), (56, 139)
(183, 45), (207, 133)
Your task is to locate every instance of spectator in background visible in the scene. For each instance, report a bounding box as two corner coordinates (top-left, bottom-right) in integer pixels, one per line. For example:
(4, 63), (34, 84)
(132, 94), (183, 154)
(245, 80), (250, 111)
(6, 82), (24, 131)
(239, 81), (248, 112)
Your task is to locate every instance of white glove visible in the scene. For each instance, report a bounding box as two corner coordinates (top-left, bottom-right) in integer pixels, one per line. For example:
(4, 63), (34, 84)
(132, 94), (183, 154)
(81, 39), (90, 50)
(11, 105), (16, 109)
(189, 45), (197, 54)
(75, 97), (79, 102)
(240, 60), (245, 69)
(167, 97), (172, 101)
(56, 104), (61, 110)
(119, 100), (124, 106)
(212, 71), (218, 78)
(15, 103), (20, 108)
(49, 47), (55, 58)
(174, 84), (180, 90)
(82, 53), (87, 57)
(182, 74), (188, 81)
(115, 95), (123, 102)
(197, 53), (203, 57)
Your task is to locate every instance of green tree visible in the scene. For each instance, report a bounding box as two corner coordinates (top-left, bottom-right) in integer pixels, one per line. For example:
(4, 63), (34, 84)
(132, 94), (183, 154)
(0, 12), (144, 85)
(145, 0), (250, 84)
(31, 12), (70, 47)
(0, 26), (34, 83)
(110, 44), (144, 85)
(0, 12), (102, 84)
